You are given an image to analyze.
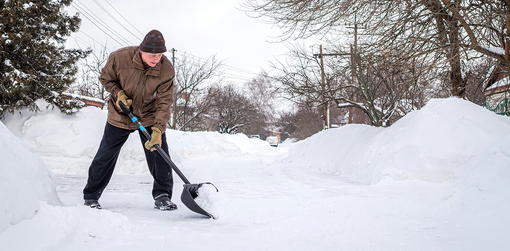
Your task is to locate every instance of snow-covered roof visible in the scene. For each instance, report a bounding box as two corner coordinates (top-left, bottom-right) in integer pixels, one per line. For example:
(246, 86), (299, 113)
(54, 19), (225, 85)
(484, 62), (509, 91)
(62, 92), (105, 104)
(486, 76), (510, 91)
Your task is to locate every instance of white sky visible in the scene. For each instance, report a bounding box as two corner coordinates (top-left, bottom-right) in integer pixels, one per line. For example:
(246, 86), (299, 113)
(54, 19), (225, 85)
(65, 0), (294, 85)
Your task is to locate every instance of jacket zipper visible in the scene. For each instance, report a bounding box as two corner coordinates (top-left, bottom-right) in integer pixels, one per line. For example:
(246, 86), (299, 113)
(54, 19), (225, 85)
(133, 70), (148, 117)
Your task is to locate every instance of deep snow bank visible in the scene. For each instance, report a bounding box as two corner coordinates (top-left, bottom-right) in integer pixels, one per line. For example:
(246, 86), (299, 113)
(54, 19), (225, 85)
(0, 202), (132, 250)
(165, 130), (273, 159)
(2, 101), (159, 174)
(289, 98), (510, 184)
(0, 121), (61, 232)
(2, 100), (275, 175)
(433, 133), (510, 249)
(0, 100), (274, 234)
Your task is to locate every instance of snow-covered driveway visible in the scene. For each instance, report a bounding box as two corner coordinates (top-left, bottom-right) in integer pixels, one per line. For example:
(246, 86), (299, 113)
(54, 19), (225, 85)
(49, 150), (458, 251)
(3, 98), (510, 250)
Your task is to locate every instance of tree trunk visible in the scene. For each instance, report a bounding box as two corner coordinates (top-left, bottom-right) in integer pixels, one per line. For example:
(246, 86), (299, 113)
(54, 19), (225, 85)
(449, 16), (466, 98)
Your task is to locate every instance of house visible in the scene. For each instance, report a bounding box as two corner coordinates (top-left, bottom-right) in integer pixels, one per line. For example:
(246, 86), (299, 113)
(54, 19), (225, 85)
(483, 63), (510, 115)
(62, 93), (105, 108)
(267, 132), (281, 143)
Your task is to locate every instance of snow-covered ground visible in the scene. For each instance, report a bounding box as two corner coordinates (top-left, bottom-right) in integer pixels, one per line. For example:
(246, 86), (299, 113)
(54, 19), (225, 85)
(1, 97), (510, 250)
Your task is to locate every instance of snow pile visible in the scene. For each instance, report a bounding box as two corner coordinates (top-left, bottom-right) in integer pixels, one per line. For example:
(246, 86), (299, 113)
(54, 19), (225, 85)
(165, 130), (273, 159)
(193, 183), (222, 219)
(0, 203), (132, 250)
(430, 132), (510, 250)
(1, 97), (510, 250)
(289, 98), (510, 184)
(2, 100), (150, 175)
(0, 121), (61, 232)
(461, 134), (510, 205)
(3, 100), (274, 175)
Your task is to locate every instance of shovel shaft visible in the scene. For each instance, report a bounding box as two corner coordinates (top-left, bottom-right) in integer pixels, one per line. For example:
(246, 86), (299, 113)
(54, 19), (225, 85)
(152, 144), (191, 184)
(119, 101), (217, 219)
(119, 101), (191, 184)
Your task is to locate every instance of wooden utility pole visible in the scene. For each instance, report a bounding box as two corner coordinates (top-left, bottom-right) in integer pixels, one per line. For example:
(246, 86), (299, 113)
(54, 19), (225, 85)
(319, 45), (328, 129)
(314, 46), (350, 129)
(310, 18), (363, 128)
(346, 16), (364, 124)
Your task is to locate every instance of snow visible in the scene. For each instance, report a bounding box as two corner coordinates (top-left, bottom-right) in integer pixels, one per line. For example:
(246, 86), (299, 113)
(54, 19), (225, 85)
(486, 76), (510, 90)
(0, 119), (61, 233)
(1, 97), (510, 250)
(193, 183), (221, 218)
(481, 45), (505, 56)
(62, 92), (105, 104)
(291, 98), (510, 184)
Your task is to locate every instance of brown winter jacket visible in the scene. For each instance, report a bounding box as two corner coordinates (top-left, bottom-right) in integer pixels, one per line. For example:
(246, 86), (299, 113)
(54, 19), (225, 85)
(100, 46), (175, 133)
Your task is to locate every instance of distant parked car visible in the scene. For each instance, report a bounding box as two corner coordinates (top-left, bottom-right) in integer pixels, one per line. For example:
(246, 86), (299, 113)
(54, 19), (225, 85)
(266, 136), (279, 147)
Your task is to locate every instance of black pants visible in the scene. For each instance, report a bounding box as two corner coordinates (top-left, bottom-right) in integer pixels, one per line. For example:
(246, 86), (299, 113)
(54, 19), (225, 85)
(83, 123), (174, 201)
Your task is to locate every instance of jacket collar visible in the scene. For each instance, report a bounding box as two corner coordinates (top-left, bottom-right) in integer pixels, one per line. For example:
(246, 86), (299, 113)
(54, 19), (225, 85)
(132, 48), (161, 77)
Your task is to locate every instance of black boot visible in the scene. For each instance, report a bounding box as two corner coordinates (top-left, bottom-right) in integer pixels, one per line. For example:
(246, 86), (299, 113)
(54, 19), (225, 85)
(84, 199), (102, 209)
(154, 194), (177, 211)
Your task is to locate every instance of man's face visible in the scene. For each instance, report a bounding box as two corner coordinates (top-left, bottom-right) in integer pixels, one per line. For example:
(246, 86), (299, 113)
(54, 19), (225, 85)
(140, 51), (163, 68)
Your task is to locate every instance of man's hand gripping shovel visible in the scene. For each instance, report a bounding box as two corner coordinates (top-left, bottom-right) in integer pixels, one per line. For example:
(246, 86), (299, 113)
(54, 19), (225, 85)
(119, 101), (218, 219)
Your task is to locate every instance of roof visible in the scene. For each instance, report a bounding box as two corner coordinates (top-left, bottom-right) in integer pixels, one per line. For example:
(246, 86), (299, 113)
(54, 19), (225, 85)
(62, 92), (105, 104)
(484, 62), (509, 91)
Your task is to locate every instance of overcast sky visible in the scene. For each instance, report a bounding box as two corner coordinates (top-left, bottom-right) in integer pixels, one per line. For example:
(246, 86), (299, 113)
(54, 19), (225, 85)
(65, 0), (295, 85)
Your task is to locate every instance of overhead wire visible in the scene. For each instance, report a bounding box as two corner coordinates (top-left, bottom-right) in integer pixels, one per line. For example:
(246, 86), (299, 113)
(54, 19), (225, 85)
(71, 5), (124, 46)
(76, 31), (111, 49)
(92, 0), (142, 41)
(72, 0), (260, 85)
(104, 0), (145, 37)
(77, 0), (133, 45)
(72, 0), (132, 47)
(176, 50), (259, 75)
(71, 34), (92, 49)
(173, 50), (260, 84)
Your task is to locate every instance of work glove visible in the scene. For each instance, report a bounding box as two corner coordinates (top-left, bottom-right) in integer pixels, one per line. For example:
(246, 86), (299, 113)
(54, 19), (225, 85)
(145, 127), (162, 152)
(115, 90), (132, 110)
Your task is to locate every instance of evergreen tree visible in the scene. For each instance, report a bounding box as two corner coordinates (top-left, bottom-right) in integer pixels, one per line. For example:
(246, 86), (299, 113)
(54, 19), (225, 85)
(0, 0), (90, 118)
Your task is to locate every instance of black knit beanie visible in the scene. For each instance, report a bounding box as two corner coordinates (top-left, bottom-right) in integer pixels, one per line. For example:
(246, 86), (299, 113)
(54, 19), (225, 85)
(140, 30), (166, 53)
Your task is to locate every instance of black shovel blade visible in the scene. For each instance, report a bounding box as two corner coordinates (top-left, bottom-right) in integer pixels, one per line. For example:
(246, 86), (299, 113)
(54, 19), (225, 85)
(181, 184), (215, 219)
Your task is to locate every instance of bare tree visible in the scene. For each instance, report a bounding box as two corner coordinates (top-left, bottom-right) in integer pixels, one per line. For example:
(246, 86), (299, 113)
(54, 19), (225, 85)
(335, 50), (434, 126)
(270, 45), (432, 126)
(74, 43), (110, 105)
(243, 0), (509, 98)
(275, 106), (323, 140)
(442, 0), (510, 69)
(464, 57), (496, 105)
(243, 72), (283, 136)
(207, 84), (265, 134)
(275, 110), (297, 141)
(244, 72), (280, 115)
(271, 45), (323, 108)
(171, 52), (223, 131)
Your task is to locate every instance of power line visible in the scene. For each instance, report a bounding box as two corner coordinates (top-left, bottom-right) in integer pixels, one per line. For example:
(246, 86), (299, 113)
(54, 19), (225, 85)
(71, 35), (93, 51)
(104, 0), (145, 37)
(70, 0), (259, 84)
(71, 4), (122, 46)
(224, 72), (252, 79)
(76, 31), (109, 49)
(174, 50), (259, 78)
(172, 50), (255, 84)
(222, 64), (259, 75)
(93, 0), (141, 41)
(72, 0), (131, 47)
(76, 0), (133, 45)
(175, 50), (259, 77)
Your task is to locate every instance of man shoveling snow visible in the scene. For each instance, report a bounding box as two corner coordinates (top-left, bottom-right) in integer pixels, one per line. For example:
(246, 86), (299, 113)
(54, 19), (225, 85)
(83, 30), (177, 211)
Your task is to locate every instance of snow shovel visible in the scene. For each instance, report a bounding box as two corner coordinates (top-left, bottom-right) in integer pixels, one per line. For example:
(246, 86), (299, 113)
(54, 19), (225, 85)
(119, 101), (218, 219)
